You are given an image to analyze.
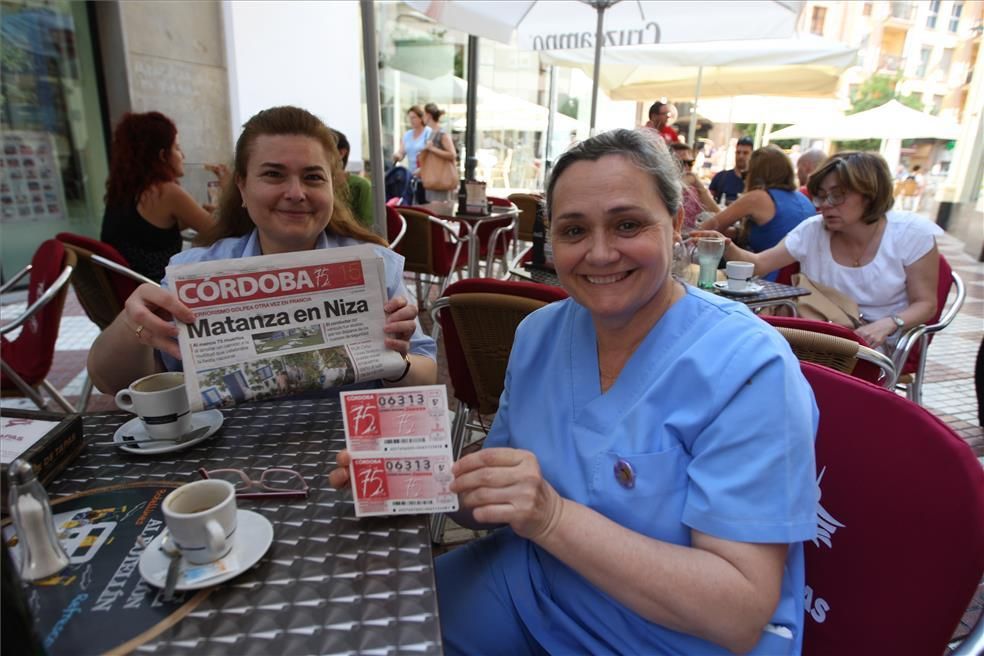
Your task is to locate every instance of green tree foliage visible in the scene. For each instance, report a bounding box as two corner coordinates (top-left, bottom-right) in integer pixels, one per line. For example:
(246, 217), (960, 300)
(836, 74), (924, 151)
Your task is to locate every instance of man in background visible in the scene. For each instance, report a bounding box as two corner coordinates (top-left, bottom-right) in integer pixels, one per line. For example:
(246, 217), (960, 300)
(331, 129), (374, 229)
(709, 136), (753, 205)
(796, 148), (827, 200)
(642, 101), (680, 145)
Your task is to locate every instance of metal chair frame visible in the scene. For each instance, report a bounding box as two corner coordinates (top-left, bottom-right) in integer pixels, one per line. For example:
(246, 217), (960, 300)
(0, 252), (77, 413)
(397, 208), (468, 308)
(775, 326), (898, 388)
(892, 267), (965, 404)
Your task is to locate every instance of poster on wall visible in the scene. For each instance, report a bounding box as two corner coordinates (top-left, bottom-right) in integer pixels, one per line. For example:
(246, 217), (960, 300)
(0, 131), (67, 224)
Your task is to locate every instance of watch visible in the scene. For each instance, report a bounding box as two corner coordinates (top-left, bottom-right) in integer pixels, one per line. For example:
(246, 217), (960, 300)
(890, 315), (905, 334)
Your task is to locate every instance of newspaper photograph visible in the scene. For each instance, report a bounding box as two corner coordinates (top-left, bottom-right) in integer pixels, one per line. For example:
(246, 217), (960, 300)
(166, 245), (407, 411)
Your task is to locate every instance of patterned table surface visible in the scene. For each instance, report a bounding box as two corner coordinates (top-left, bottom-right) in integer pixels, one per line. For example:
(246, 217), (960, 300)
(47, 397), (442, 655)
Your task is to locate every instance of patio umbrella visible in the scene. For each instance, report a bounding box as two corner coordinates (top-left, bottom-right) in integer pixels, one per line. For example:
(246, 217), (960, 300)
(767, 99), (961, 141)
(403, 0), (806, 130)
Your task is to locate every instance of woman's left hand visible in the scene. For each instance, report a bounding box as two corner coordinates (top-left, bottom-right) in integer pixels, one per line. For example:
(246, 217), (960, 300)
(451, 448), (564, 542)
(383, 296), (418, 356)
(856, 317), (896, 349)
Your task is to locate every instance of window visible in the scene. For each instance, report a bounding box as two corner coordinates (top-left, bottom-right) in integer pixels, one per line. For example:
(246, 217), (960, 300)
(949, 1), (963, 32)
(916, 46), (932, 77)
(862, 2), (873, 16)
(810, 6), (827, 35)
(932, 94), (944, 115)
(940, 48), (954, 75)
(926, 0), (940, 28)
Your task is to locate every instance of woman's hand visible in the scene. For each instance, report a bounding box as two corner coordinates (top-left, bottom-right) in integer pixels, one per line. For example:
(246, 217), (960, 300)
(124, 283), (196, 360)
(383, 296), (418, 356)
(856, 317), (896, 349)
(204, 163), (230, 187)
(328, 449), (352, 490)
(451, 448), (564, 542)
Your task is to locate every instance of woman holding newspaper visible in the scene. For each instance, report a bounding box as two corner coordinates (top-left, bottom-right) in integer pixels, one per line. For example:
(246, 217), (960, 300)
(88, 106), (436, 394)
(332, 129), (818, 655)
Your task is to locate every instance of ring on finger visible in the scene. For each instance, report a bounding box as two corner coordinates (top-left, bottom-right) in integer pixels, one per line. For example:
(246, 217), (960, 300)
(134, 324), (145, 338)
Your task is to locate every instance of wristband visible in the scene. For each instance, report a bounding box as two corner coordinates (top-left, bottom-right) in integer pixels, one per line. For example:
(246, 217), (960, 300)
(383, 354), (411, 383)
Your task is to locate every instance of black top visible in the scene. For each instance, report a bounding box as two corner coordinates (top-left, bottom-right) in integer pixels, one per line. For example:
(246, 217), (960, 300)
(101, 202), (182, 283)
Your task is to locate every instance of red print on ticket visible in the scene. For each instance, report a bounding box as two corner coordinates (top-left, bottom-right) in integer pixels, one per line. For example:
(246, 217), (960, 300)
(340, 386), (450, 453)
(341, 385), (458, 517)
(349, 453), (458, 517)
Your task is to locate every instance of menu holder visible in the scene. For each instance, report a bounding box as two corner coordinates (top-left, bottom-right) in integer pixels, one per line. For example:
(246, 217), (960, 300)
(461, 180), (488, 216)
(1, 409), (84, 510)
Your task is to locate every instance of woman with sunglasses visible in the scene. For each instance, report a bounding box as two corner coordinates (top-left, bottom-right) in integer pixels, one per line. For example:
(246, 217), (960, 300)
(695, 151), (941, 351)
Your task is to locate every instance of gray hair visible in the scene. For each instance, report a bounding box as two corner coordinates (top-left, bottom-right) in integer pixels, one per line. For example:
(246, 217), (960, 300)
(546, 129), (682, 221)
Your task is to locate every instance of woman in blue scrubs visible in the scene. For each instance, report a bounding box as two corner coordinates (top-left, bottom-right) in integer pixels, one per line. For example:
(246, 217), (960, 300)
(332, 129), (818, 654)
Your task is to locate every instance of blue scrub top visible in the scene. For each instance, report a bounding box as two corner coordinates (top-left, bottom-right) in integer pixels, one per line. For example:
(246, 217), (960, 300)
(437, 285), (818, 655)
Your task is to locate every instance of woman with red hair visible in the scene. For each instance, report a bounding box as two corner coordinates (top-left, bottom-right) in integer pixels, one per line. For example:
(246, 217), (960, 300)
(100, 111), (221, 282)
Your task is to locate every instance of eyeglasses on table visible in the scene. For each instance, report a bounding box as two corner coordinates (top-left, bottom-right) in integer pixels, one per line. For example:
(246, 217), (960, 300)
(198, 467), (309, 499)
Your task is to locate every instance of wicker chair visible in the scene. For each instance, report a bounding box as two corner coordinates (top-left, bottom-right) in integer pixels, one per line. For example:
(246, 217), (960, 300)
(507, 192), (542, 257)
(429, 278), (568, 542)
(773, 325), (897, 388)
(56, 233), (157, 408)
(394, 207), (468, 308)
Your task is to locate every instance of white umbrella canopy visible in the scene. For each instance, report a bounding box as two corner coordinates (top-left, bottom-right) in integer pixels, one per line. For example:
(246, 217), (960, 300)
(403, 0), (805, 127)
(767, 100), (961, 140)
(540, 36), (857, 99)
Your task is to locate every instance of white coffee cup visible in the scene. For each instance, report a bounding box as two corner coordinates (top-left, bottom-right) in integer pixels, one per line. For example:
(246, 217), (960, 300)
(162, 479), (237, 565)
(115, 372), (191, 440)
(726, 261), (755, 291)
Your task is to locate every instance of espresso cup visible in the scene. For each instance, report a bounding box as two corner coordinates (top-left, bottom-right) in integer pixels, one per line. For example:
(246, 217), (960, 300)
(726, 261), (755, 291)
(115, 372), (191, 441)
(162, 479), (237, 565)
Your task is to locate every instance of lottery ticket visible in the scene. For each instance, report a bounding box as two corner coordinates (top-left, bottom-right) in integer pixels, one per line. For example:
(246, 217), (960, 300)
(349, 453), (458, 517)
(341, 385), (458, 517)
(340, 386), (451, 453)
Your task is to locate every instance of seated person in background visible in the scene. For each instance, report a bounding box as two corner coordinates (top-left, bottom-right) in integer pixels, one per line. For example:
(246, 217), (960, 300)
(332, 129), (819, 655)
(101, 111), (223, 282)
(88, 105), (436, 395)
(695, 151), (940, 352)
(669, 141), (719, 233)
(796, 148), (827, 200)
(642, 101), (680, 145)
(708, 135), (753, 205)
(698, 145), (815, 280)
(331, 129), (374, 229)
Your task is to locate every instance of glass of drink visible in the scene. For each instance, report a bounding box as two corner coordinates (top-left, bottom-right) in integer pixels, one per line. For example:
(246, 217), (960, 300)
(696, 237), (726, 290)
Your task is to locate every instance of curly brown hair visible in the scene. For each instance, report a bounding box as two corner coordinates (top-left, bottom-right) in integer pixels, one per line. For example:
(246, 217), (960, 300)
(104, 112), (178, 208)
(198, 106), (385, 248)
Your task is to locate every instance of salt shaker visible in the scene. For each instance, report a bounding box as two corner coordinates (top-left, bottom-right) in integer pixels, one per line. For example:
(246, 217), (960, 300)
(8, 459), (69, 581)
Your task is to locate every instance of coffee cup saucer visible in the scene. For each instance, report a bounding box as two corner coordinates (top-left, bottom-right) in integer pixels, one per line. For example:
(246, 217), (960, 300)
(713, 280), (764, 296)
(138, 509), (273, 592)
(113, 409), (224, 455)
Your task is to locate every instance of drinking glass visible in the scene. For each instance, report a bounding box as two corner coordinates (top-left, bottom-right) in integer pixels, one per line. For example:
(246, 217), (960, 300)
(696, 237), (726, 290)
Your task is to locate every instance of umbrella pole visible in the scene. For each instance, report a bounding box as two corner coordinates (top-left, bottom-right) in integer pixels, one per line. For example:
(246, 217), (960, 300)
(544, 65), (557, 183)
(360, 0), (386, 239)
(589, 2), (608, 134)
(688, 65), (704, 147)
(465, 35), (479, 181)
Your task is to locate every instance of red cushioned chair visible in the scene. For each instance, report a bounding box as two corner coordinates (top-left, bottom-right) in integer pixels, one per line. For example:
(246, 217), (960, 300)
(429, 278), (568, 542)
(800, 361), (984, 655)
(56, 232), (157, 409)
(0, 240), (77, 412)
(762, 315), (895, 387)
(394, 206), (469, 308)
(385, 205), (407, 250)
(893, 254), (965, 404)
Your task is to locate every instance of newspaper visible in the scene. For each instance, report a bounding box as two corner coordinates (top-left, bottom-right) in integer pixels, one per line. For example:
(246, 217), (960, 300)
(167, 245), (406, 411)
